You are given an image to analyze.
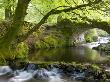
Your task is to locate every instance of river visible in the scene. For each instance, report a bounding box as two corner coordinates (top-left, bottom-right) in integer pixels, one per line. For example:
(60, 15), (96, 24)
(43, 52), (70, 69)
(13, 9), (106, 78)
(0, 46), (108, 82)
(29, 47), (107, 63)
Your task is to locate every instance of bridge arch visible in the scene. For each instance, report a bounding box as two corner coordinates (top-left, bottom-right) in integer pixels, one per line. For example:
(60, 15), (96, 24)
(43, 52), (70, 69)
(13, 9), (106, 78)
(44, 18), (110, 46)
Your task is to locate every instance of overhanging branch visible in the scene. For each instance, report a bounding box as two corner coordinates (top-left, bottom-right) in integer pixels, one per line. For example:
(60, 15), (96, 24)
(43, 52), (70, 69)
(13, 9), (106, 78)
(18, 0), (102, 42)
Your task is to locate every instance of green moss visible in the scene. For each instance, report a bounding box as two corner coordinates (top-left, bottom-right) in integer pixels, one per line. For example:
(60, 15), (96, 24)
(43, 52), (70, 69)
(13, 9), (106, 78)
(15, 42), (29, 59)
(0, 58), (6, 65)
(107, 56), (110, 60)
(91, 64), (101, 73)
(35, 35), (65, 49)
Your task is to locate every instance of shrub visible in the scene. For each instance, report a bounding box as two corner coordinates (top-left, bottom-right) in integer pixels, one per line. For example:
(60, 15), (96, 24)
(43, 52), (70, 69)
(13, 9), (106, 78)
(92, 36), (98, 42)
(85, 36), (93, 43)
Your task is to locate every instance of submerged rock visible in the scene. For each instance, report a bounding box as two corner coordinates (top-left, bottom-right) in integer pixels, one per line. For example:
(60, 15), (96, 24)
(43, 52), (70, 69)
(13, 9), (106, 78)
(33, 68), (60, 80)
(0, 66), (12, 76)
(9, 71), (33, 82)
(71, 72), (85, 80)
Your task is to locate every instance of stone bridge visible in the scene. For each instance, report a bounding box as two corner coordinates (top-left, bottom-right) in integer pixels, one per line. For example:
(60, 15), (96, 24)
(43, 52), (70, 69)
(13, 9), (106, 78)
(0, 19), (110, 45)
(44, 19), (110, 44)
(45, 19), (110, 35)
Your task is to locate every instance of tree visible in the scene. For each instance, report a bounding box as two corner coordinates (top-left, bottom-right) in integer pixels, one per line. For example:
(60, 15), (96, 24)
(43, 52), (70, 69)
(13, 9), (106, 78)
(0, 0), (105, 61)
(0, 0), (31, 60)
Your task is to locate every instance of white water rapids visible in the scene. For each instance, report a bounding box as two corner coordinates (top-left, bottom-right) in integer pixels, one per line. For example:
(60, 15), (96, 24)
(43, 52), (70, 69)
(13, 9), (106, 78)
(0, 65), (83, 82)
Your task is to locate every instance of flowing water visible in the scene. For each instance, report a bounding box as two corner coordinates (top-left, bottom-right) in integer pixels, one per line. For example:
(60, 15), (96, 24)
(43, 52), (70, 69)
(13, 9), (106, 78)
(0, 46), (108, 82)
(0, 64), (84, 82)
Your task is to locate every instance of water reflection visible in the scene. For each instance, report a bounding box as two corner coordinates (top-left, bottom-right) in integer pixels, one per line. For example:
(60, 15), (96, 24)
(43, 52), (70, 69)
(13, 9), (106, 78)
(29, 47), (107, 63)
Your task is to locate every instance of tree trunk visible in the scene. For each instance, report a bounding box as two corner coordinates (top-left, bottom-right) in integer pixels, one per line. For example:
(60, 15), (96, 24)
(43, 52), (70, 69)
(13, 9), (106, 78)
(0, 0), (31, 60)
(4, 0), (14, 20)
(5, 7), (13, 20)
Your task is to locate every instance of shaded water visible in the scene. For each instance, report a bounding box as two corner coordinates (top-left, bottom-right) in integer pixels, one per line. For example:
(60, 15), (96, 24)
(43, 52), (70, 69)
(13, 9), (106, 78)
(29, 46), (107, 63)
